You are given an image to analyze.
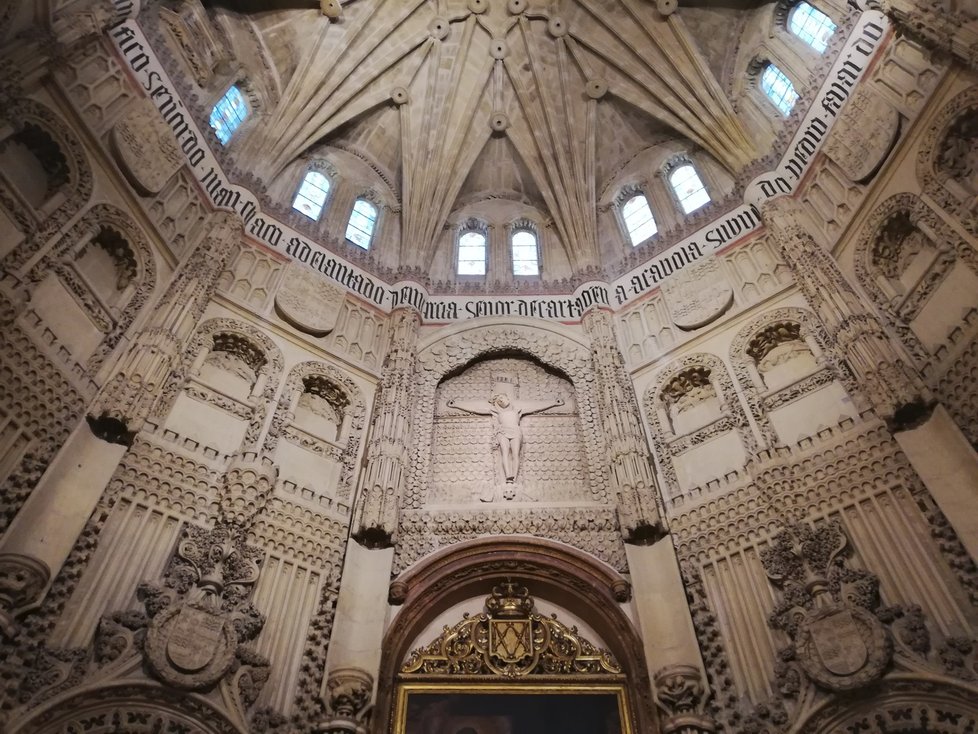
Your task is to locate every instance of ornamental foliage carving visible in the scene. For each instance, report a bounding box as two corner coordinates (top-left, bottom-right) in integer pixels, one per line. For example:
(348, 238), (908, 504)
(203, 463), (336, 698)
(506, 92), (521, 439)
(401, 582), (620, 678)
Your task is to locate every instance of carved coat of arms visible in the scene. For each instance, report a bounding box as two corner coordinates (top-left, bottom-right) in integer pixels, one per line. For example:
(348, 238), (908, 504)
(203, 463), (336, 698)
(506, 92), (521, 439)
(146, 600), (237, 687)
(661, 256), (734, 331)
(823, 88), (900, 183)
(275, 262), (346, 336)
(110, 99), (184, 195)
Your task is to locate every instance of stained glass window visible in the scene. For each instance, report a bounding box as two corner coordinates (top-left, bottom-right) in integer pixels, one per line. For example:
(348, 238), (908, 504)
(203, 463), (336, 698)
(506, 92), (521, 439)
(209, 85), (248, 145)
(511, 230), (539, 275)
(458, 230), (487, 275)
(345, 199), (377, 249)
(789, 2), (836, 53)
(669, 165), (711, 215)
(760, 64), (799, 116)
(292, 170), (331, 220)
(621, 194), (658, 246)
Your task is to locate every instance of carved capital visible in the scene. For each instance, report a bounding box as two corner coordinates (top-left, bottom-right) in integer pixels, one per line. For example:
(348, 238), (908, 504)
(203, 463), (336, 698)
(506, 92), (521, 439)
(653, 664), (715, 734)
(0, 553), (51, 638)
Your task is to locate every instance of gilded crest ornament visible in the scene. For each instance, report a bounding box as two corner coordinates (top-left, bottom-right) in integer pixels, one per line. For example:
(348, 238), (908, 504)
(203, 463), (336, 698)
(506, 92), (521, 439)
(401, 581), (620, 678)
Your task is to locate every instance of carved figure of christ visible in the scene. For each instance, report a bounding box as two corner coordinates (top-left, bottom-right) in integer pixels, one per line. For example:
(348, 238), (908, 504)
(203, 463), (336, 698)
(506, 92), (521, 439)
(447, 394), (564, 482)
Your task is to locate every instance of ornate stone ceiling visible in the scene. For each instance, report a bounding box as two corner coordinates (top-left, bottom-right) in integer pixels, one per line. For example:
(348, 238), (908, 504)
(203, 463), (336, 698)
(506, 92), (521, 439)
(220, 0), (760, 270)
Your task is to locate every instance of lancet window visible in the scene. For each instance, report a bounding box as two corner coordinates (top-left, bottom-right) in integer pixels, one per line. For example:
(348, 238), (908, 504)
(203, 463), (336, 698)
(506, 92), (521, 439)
(669, 165), (711, 215)
(621, 194), (658, 246)
(209, 84), (249, 144)
(760, 64), (799, 115)
(292, 170), (331, 221)
(789, 2), (836, 53)
(511, 228), (539, 276)
(345, 198), (377, 249)
(457, 227), (487, 276)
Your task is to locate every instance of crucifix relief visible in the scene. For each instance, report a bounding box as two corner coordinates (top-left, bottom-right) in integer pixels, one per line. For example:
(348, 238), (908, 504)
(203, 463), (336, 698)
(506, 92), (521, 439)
(447, 392), (563, 486)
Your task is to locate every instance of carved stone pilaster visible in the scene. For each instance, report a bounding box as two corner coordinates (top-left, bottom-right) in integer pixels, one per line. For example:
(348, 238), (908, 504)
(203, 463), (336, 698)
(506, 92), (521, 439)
(353, 307), (420, 548)
(760, 197), (934, 432)
(317, 667), (373, 734)
(582, 307), (664, 543)
(88, 213), (242, 444)
(219, 451), (278, 530)
(878, 0), (978, 71)
(653, 664), (716, 734)
(0, 553), (50, 639)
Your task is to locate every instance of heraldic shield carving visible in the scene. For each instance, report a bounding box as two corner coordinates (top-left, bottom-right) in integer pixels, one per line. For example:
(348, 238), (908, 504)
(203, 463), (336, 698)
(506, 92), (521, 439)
(761, 522), (892, 692)
(401, 582), (621, 678)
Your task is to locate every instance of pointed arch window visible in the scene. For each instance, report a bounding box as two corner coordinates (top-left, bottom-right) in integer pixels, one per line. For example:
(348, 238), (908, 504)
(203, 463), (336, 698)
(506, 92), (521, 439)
(209, 85), (249, 144)
(669, 165), (711, 215)
(760, 64), (799, 116)
(511, 229), (539, 275)
(292, 170), (331, 220)
(345, 199), (377, 249)
(789, 2), (836, 53)
(457, 229), (487, 275)
(621, 194), (658, 246)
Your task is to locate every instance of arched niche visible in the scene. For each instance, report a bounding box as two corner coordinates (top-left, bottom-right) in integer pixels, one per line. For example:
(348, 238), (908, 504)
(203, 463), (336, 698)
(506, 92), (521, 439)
(400, 319), (625, 574)
(377, 536), (655, 734)
(795, 677), (978, 734)
(7, 681), (241, 734)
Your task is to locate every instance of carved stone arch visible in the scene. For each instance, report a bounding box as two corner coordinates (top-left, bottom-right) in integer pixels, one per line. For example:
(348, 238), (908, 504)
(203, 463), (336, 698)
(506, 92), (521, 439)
(29, 203), (158, 372)
(7, 681), (243, 734)
(795, 677), (978, 734)
(408, 319), (603, 511)
(155, 317), (284, 447)
(916, 85), (978, 237)
(853, 191), (975, 364)
(0, 98), (94, 271)
(643, 352), (756, 495)
(376, 536), (655, 734)
(729, 306), (857, 446)
(264, 360), (366, 497)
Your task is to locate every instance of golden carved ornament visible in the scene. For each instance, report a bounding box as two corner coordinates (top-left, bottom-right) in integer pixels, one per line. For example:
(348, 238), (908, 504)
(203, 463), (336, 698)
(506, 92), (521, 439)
(400, 581), (621, 678)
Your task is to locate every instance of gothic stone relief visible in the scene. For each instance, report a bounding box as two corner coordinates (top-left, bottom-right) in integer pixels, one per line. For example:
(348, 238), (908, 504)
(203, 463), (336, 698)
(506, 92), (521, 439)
(823, 87), (900, 183)
(110, 98), (184, 196)
(274, 262), (345, 337)
(434, 358), (581, 504)
(661, 255), (735, 331)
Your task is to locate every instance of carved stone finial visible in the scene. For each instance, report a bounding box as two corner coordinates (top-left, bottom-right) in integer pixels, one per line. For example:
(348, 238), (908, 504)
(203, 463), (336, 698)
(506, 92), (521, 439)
(219, 451), (279, 529)
(653, 664), (715, 734)
(0, 553), (50, 638)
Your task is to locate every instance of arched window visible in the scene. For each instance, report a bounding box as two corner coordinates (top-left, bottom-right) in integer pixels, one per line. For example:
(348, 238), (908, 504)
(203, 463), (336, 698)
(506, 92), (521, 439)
(760, 64), (799, 116)
(457, 230), (487, 275)
(209, 85), (249, 144)
(669, 165), (711, 215)
(292, 170), (331, 220)
(345, 199), (377, 249)
(789, 2), (836, 53)
(511, 229), (539, 275)
(621, 194), (658, 246)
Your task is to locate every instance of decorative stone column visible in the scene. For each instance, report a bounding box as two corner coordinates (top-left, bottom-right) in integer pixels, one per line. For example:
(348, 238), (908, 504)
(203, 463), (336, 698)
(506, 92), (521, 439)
(88, 212), (241, 444)
(316, 665), (373, 734)
(0, 213), (241, 638)
(759, 196), (933, 433)
(352, 306), (419, 547)
(877, 0), (978, 71)
(581, 306), (663, 542)
(654, 664), (716, 734)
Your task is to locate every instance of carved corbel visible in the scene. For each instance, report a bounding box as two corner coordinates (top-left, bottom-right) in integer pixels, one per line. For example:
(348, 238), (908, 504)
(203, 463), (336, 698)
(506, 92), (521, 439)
(316, 667), (373, 734)
(653, 664), (716, 734)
